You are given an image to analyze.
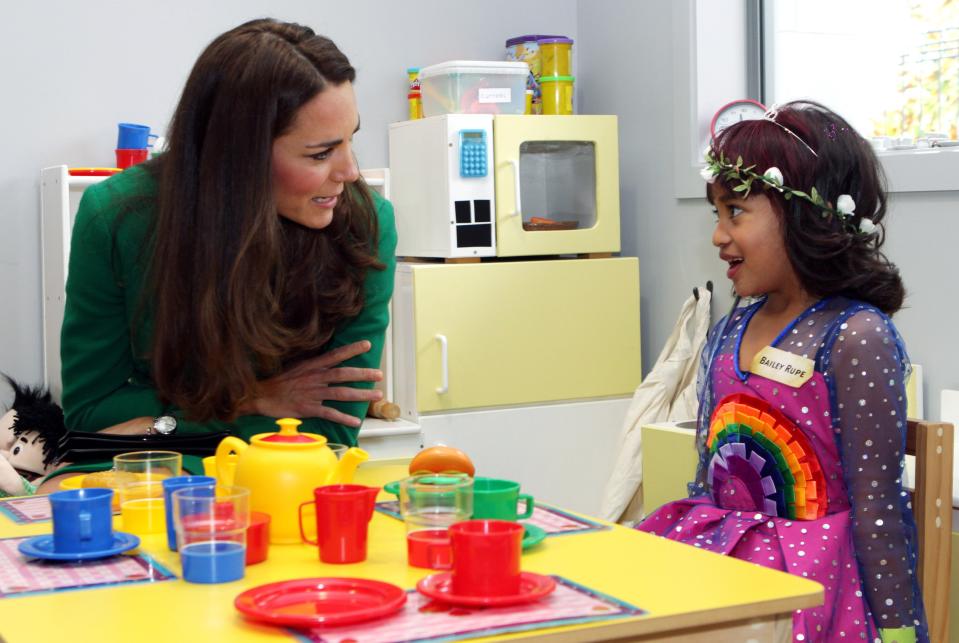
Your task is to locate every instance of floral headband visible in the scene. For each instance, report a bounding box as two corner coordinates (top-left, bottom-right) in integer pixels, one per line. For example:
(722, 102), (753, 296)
(700, 149), (877, 236)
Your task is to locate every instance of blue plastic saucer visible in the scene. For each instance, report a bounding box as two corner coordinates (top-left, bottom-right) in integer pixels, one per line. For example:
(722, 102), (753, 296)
(18, 531), (140, 562)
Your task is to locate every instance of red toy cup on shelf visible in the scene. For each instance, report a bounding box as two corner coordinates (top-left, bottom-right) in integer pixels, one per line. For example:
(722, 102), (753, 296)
(115, 148), (148, 169)
(298, 484), (378, 564)
(449, 519), (524, 596)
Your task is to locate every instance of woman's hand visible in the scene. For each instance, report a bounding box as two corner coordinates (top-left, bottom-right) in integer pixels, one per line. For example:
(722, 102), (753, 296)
(97, 417), (154, 435)
(245, 340), (383, 427)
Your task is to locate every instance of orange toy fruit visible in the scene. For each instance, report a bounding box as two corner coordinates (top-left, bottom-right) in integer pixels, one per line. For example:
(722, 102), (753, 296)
(409, 446), (475, 477)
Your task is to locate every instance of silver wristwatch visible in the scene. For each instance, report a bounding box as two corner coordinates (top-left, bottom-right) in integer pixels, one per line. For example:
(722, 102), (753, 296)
(149, 415), (177, 436)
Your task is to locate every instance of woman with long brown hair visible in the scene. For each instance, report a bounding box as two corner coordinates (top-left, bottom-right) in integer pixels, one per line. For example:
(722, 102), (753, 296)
(57, 19), (395, 454)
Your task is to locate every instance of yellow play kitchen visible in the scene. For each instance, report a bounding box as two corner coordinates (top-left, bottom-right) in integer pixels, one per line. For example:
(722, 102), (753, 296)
(387, 61), (640, 517)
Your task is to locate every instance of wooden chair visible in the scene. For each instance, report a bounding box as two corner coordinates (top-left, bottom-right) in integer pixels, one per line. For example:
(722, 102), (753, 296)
(906, 419), (954, 642)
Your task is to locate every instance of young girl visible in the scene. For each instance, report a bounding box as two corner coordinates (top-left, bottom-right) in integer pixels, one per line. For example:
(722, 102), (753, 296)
(637, 101), (927, 642)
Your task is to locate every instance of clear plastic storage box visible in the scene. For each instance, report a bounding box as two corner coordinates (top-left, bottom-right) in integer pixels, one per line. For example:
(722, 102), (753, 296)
(420, 60), (529, 117)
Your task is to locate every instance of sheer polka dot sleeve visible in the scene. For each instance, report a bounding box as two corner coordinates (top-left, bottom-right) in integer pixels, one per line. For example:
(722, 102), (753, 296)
(824, 308), (922, 631)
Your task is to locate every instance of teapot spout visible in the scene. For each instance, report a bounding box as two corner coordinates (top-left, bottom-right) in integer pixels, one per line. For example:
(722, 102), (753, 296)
(332, 447), (369, 484)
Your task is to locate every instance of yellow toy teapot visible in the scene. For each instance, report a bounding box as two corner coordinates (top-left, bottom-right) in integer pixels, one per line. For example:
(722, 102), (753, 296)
(215, 417), (368, 544)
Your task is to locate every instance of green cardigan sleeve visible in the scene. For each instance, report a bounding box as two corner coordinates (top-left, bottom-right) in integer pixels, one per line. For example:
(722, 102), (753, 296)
(61, 171), (397, 447)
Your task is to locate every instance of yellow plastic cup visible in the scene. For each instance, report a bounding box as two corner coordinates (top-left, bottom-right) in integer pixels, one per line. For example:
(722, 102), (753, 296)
(202, 454), (238, 485)
(538, 37), (573, 77)
(540, 76), (574, 115)
(119, 480), (166, 534)
(525, 90), (533, 115)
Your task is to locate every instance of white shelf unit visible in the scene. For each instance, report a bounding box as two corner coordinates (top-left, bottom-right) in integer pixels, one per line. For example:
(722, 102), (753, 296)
(39, 166), (109, 403)
(38, 165), (422, 458)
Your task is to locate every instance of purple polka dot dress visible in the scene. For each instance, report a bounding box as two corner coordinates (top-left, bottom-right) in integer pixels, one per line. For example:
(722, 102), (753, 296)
(637, 297), (928, 642)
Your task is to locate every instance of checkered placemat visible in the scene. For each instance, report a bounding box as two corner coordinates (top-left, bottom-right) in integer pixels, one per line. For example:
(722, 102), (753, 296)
(374, 501), (609, 536)
(293, 576), (644, 643)
(0, 496), (53, 524)
(0, 536), (175, 598)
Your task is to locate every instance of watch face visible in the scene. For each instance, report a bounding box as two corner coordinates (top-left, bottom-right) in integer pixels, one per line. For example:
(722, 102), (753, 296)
(154, 416), (177, 435)
(711, 99), (767, 138)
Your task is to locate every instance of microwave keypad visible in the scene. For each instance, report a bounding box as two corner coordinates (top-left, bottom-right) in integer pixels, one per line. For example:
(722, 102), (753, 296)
(458, 130), (488, 178)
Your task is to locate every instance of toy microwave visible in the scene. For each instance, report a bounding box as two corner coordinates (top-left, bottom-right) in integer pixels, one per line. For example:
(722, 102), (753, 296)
(388, 114), (620, 259)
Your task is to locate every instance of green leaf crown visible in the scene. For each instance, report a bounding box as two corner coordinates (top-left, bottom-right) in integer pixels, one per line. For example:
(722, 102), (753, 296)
(701, 149), (875, 236)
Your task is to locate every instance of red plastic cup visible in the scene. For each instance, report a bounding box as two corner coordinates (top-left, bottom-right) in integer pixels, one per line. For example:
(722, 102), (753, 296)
(449, 519), (524, 596)
(298, 484), (378, 564)
(115, 148), (148, 169)
(407, 529), (453, 570)
(245, 511), (271, 565)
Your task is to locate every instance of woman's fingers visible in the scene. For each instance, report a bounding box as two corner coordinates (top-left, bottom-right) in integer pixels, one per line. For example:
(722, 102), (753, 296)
(302, 340), (373, 369)
(307, 367), (383, 386)
(314, 385), (384, 402)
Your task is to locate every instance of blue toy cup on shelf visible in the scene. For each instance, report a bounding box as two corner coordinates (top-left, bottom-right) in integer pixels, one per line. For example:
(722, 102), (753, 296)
(49, 488), (115, 554)
(117, 122), (157, 150)
(162, 475), (216, 551)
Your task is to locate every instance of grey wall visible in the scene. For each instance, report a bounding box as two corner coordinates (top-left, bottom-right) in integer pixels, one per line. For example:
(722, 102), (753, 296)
(0, 0), (577, 400)
(2, 0), (955, 420)
(578, 0), (958, 421)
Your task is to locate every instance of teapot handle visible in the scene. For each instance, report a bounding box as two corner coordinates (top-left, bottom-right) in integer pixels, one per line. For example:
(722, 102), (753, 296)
(214, 436), (246, 486)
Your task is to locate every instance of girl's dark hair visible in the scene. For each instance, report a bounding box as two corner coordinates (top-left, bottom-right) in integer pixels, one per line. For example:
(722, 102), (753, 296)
(147, 18), (383, 421)
(710, 100), (904, 314)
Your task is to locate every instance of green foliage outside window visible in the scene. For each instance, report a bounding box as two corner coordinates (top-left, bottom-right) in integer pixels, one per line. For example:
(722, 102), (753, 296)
(871, 1), (959, 139)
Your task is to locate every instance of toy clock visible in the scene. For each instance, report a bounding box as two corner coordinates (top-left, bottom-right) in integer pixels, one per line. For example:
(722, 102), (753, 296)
(710, 99), (766, 138)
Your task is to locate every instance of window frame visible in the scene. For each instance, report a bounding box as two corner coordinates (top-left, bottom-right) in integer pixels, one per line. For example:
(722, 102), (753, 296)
(673, 0), (959, 199)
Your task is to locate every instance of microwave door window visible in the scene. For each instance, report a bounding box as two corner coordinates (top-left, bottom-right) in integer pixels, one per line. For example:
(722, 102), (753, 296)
(518, 141), (597, 232)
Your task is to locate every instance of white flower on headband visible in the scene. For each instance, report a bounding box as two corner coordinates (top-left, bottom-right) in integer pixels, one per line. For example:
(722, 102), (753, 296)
(700, 165), (718, 184)
(858, 217), (877, 235)
(836, 194), (856, 217)
(763, 167), (783, 186)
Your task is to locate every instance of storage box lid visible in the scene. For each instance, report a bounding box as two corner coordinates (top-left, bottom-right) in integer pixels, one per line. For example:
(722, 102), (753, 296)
(420, 60), (529, 79)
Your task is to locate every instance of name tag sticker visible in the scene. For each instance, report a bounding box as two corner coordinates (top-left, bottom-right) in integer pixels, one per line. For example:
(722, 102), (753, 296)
(749, 346), (814, 388)
(478, 88), (511, 103)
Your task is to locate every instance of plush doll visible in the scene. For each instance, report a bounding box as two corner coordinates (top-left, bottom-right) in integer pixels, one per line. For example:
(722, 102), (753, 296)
(0, 375), (65, 497)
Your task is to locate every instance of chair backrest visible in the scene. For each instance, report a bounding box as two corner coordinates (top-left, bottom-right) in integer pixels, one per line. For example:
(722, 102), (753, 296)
(906, 419), (953, 642)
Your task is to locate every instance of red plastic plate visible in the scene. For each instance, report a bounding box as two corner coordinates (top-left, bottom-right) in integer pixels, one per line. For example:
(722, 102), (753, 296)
(235, 577), (407, 628)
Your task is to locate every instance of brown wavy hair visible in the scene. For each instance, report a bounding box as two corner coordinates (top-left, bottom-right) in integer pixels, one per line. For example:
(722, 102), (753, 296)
(709, 100), (904, 314)
(147, 19), (383, 421)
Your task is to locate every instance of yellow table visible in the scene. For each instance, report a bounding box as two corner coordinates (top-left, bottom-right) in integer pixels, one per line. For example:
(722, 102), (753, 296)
(0, 460), (822, 642)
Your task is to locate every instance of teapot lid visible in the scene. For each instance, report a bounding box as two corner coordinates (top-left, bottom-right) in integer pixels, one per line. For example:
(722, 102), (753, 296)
(261, 417), (326, 444)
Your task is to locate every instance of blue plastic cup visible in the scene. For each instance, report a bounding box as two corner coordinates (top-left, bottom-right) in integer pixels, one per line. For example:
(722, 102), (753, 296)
(162, 476), (216, 551)
(49, 488), (114, 553)
(180, 540), (246, 584)
(117, 122), (157, 149)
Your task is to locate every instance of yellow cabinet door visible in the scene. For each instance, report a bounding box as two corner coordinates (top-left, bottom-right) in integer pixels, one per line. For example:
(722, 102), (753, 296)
(411, 258), (640, 412)
(493, 115), (620, 257)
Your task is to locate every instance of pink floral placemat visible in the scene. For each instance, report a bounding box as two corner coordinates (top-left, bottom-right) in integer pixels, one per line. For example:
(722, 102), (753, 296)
(0, 495), (53, 524)
(291, 576), (644, 643)
(0, 536), (175, 598)
(374, 501), (609, 536)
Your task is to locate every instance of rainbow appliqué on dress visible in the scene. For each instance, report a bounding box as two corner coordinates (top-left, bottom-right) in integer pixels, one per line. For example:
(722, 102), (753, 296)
(706, 393), (827, 519)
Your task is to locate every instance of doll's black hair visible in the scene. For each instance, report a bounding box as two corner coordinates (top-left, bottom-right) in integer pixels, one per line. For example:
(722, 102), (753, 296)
(4, 374), (65, 467)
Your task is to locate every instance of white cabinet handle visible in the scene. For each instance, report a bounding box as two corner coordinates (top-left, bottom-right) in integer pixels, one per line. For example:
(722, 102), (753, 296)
(507, 159), (521, 218)
(435, 334), (449, 394)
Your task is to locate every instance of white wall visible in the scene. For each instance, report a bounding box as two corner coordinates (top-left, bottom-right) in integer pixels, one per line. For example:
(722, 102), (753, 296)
(578, 0), (959, 421)
(0, 0), (577, 401)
